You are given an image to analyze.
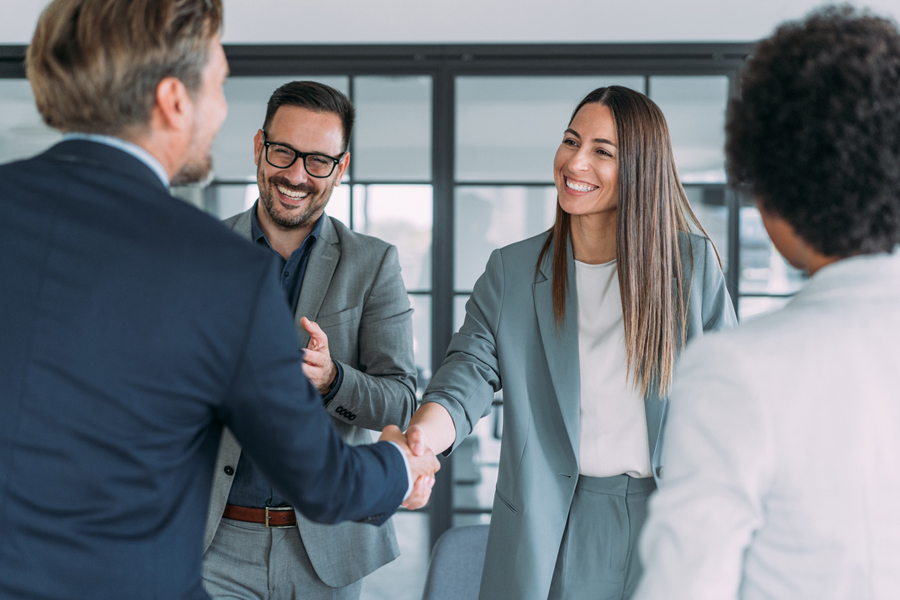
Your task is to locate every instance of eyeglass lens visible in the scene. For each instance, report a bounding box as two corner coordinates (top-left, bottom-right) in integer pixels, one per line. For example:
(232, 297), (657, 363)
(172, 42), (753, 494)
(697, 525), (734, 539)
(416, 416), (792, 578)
(266, 144), (336, 178)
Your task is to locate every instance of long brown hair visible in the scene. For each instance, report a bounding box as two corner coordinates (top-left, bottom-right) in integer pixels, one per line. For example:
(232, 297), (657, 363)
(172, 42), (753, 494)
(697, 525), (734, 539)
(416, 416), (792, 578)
(537, 86), (717, 397)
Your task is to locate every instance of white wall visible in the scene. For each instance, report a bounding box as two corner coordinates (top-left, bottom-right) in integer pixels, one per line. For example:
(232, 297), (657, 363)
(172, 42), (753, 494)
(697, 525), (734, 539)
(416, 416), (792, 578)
(3, 0), (900, 45)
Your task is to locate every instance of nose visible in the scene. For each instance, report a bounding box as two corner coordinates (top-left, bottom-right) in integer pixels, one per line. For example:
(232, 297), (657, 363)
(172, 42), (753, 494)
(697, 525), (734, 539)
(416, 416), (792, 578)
(281, 157), (309, 185)
(567, 147), (591, 172)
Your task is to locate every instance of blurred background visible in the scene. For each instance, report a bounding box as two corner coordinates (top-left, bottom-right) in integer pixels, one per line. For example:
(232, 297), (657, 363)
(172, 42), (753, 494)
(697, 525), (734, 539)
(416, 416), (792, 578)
(2, 1), (897, 597)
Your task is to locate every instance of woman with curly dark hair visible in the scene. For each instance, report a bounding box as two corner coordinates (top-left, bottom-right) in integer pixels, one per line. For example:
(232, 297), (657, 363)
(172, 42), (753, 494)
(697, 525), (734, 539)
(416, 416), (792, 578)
(636, 6), (900, 600)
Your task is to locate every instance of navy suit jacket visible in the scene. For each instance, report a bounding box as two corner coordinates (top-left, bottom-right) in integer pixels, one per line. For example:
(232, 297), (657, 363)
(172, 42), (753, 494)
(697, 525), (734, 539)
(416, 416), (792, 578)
(0, 140), (407, 600)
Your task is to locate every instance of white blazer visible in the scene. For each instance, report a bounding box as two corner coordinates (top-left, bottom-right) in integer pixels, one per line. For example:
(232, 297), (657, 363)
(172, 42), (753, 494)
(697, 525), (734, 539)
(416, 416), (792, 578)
(635, 252), (900, 600)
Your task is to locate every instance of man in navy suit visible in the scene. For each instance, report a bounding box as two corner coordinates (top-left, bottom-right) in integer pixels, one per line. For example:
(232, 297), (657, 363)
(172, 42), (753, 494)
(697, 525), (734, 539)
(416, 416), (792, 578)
(0, 1), (437, 599)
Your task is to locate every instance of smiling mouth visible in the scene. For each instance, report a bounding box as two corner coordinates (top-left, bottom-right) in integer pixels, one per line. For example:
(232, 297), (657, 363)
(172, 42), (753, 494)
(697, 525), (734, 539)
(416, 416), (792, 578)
(276, 184), (309, 203)
(565, 177), (598, 193)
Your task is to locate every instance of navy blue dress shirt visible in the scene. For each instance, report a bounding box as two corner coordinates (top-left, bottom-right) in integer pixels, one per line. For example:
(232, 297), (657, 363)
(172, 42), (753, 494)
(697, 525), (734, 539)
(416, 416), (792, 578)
(226, 202), (343, 509)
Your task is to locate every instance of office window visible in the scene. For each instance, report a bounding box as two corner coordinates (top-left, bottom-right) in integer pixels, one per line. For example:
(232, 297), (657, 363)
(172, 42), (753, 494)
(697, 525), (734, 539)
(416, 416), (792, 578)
(649, 76), (730, 184)
(455, 76), (644, 183)
(453, 186), (556, 292)
(0, 79), (61, 162)
(352, 183), (432, 292)
(353, 76), (432, 181)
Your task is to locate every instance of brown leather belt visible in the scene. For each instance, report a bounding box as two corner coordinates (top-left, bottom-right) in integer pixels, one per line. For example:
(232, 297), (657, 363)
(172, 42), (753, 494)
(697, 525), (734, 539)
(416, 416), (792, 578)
(222, 504), (297, 528)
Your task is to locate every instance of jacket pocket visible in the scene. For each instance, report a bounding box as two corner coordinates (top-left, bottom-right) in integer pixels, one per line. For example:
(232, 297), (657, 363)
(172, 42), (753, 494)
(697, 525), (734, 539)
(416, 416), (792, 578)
(314, 305), (362, 328)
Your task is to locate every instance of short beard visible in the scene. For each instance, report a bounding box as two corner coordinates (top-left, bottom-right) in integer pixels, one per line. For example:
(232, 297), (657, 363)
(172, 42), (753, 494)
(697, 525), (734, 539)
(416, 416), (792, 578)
(259, 175), (326, 230)
(171, 153), (213, 186)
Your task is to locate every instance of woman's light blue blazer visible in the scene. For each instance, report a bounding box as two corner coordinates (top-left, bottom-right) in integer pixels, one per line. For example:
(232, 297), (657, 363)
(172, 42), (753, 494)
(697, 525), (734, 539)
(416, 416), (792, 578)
(422, 230), (737, 600)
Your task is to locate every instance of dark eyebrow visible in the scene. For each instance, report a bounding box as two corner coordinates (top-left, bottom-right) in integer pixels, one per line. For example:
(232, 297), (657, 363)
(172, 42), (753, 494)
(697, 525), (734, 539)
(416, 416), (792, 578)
(564, 128), (617, 148)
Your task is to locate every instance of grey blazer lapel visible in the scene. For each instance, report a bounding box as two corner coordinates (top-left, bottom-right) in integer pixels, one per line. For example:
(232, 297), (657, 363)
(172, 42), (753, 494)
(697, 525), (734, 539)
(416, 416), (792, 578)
(229, 208), (253, 239)
(533, 239), (581, 456)
(294, 216), (340, 347)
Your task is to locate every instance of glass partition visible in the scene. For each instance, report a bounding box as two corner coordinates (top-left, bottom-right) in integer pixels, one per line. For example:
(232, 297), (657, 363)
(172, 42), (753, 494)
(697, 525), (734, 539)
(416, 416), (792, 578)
(353, 76), (432, 181)
(453, 185), (556, 292)
(0, 79), (61, 162)
(649, 76), (730, 184)
(455, 76), (644, 183)
(352, 183), (433, 293)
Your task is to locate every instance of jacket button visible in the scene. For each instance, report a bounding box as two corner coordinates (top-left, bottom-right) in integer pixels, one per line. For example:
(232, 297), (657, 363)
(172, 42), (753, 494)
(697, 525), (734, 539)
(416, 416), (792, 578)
(655, 466), (664, 478)
(224, 466), (235, 476)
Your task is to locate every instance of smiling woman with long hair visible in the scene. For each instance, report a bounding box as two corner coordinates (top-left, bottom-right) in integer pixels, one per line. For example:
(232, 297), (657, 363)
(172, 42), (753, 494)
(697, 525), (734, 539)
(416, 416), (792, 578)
(408, 86), (736, 600)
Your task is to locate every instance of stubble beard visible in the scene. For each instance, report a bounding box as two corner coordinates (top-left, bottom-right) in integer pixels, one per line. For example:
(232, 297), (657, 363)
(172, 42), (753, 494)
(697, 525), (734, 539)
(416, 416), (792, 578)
(258, 171), (330, 230)
(172, 132), (214, 186)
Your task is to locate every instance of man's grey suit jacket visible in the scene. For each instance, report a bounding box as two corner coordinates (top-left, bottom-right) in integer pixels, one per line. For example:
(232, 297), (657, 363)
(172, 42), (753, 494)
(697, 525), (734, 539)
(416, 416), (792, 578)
(203, 209), (417, 588)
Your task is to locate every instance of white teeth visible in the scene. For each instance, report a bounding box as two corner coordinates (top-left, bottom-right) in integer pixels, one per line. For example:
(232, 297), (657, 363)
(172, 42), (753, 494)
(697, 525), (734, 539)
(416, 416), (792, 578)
(566, 178), (597, 192)
(276, 185), (308, 200)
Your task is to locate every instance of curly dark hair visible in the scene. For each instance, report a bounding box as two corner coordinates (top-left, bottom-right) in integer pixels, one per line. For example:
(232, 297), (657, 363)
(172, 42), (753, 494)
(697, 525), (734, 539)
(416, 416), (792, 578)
(726, 5), (900, 257)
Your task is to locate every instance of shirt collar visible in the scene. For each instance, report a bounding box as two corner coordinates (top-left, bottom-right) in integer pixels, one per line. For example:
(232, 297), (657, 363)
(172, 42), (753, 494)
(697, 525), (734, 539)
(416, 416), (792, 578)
(794, 249), (900, 303)
(249, 200), (324, 251)
(62, 133), (170, 188)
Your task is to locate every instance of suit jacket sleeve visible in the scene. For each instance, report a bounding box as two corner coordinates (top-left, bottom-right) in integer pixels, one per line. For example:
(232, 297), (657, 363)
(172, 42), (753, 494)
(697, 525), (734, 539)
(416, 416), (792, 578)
(326, 244), (417, 431)
(635, 337), (774, 600)
(220, 261), (407, 525)
(421, 249), (504, 454)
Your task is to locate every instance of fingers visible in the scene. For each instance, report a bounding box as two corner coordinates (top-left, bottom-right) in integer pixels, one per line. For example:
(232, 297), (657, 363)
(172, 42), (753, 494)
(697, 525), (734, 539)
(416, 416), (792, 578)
(380, 425), (441, 510)
(301, 347), (329, 368)
(402, 475), (436, 510)
(300, 317), (328, 352)
(405, 425), (428, 457)
(407, 446), (441, 482)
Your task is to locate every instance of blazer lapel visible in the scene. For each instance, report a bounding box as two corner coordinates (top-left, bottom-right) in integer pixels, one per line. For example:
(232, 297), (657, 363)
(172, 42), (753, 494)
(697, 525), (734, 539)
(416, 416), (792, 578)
(293, 216), (340, 347)
(533, 238), (581, 457)
(229, 209), (253, 238)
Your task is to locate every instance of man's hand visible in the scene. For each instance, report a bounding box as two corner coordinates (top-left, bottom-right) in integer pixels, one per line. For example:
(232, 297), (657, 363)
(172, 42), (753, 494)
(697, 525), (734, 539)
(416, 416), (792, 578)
(300, 317), (338, 395)
(380, 425), (439, 510)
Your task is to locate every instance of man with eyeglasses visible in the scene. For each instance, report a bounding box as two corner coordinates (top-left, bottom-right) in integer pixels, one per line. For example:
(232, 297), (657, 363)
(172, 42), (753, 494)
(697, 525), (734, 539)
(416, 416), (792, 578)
(201, 81), (418, 600)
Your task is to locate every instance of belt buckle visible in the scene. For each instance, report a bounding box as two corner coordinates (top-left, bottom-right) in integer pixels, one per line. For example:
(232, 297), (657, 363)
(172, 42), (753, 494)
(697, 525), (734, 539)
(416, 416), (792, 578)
(265, 506), (294, 529)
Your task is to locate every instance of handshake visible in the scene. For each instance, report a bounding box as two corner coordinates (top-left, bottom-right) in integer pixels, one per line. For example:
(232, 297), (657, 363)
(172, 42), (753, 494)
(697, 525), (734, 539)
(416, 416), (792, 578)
(379, 424), (439, 510)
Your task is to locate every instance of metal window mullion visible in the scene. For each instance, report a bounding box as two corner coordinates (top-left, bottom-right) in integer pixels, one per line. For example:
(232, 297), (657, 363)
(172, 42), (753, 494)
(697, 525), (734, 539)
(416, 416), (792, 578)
(347, 76), (356, 231)
(429, 64), (455, 548)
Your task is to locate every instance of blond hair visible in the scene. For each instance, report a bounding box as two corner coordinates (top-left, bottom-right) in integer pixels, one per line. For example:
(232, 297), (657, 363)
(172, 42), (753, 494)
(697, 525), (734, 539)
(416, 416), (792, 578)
(27, 0), (222, 135)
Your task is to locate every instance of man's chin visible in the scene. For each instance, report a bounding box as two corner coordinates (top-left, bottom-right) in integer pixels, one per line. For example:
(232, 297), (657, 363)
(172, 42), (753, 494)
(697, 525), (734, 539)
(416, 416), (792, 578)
(171, 157), (214, 187)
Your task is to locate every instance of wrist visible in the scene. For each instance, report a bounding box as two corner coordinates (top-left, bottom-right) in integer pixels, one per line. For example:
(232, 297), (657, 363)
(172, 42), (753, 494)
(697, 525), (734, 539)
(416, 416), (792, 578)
(321, 360), (344, 403)
(324, 364), (339, 393)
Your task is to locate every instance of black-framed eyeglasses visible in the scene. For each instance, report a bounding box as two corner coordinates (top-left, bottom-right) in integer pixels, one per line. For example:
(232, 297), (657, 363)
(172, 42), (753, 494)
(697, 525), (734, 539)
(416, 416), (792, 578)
(261, 131), (344, 178)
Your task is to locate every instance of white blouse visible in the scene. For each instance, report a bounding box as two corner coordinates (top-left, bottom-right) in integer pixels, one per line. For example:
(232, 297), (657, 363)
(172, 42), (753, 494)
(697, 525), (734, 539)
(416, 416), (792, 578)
(575, 259), (652, 478)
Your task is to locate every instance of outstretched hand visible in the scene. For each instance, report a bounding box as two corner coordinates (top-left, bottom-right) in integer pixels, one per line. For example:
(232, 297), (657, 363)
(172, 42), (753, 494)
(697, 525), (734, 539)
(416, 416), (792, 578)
(380, 425), (439, 510)
(300, 317), (337, 395)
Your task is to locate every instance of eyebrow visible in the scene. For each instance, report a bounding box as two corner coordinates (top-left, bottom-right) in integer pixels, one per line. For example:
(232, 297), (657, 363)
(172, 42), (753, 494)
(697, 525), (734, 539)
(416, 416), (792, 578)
(268, 138), (340, 159)
(565, 128), (617, 148)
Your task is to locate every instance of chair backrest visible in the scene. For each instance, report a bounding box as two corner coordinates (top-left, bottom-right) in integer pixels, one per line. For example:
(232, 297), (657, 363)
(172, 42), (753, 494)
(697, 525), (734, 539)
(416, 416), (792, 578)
(421, 524), (490, 600)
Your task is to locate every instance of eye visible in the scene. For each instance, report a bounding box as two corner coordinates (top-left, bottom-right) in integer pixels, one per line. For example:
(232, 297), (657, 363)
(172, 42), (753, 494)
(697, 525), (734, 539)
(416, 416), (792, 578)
(272, 146), (294, 158)
(308, 155), (332, 167)
(562, 137), (578, 147)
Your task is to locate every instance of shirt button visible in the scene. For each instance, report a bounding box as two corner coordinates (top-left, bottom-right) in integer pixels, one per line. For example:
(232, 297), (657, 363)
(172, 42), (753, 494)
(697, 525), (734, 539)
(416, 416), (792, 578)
(224, 466), (235, 476)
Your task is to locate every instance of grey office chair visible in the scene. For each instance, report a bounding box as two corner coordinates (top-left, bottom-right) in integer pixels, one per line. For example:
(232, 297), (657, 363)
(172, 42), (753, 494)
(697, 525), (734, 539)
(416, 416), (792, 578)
(421, 524), (490, 600)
